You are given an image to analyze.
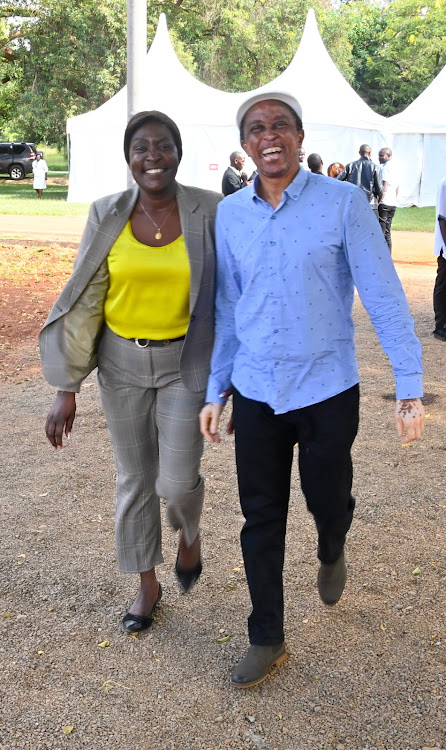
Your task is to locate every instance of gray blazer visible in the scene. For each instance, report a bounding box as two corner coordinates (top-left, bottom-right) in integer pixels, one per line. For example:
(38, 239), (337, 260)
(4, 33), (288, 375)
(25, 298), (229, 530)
(39, 183), (221, 393)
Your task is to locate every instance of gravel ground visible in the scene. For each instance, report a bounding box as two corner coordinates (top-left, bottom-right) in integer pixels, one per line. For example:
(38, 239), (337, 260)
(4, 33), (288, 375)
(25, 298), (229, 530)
(0, 247), (444, 750)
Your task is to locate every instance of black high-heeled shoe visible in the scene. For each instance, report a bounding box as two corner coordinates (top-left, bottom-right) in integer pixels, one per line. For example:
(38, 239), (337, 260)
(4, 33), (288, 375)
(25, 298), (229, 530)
(175, 555), (202, 593)
(122, 583), (162, 633)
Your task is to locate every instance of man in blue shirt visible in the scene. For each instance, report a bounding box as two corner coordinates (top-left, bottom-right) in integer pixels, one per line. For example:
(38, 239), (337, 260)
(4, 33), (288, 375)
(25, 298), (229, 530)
(200, 91), (425, 689)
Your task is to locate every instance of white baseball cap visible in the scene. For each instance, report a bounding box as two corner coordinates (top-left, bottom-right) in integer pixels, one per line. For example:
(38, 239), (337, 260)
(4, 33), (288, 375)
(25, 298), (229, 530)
(236, 91), (303, 129)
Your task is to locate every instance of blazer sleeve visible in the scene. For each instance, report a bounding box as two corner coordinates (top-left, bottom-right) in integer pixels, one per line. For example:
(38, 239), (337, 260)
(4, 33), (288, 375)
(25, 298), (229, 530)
(39, 259), (109, 392)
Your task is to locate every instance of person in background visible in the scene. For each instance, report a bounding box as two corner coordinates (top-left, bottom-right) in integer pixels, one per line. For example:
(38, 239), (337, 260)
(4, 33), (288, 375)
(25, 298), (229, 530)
(298, 147), (306, 166)
(432, 175), (446, 342)
(337, 145), (382, 222)
(40, 111), (221, 634)
(378, 147), (399, 252)
(200, 91), (424, 689)
(327, 162), (344, 178)
(307, 153), (323, 175)
(32, 153), (49, 199)
(222, 151), (248, 196)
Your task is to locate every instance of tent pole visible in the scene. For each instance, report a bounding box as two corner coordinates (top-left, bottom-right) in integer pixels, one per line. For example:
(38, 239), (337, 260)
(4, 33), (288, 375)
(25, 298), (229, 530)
(127, 0), (147, 186)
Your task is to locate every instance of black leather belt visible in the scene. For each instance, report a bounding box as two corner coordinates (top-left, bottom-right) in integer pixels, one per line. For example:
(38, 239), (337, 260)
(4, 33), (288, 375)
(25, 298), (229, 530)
(129, 335), (185, 349)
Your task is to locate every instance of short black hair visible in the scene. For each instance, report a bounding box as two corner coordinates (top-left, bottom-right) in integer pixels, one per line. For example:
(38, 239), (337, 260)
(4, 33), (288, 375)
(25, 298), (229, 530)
(307, 153), (323, 172)
(239, 102), (303, 141)
(124, 111), (183, 164)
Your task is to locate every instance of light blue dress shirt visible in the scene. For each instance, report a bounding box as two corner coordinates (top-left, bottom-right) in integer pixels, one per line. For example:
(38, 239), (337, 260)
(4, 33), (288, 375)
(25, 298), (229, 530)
(206, 168), (423, 414)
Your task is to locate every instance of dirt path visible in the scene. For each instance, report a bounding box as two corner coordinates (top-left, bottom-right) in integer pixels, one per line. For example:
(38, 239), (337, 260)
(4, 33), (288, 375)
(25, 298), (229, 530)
(0, 224), (444, 750)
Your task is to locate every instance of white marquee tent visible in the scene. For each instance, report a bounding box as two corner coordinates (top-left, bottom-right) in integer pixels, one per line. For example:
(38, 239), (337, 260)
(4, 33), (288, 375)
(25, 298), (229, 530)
(67, 10), (390, 203)
(387, 63), (446, 207)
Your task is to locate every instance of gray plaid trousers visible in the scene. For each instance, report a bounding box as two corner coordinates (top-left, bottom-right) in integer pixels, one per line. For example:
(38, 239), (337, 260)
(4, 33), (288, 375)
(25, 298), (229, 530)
(97, 326), (205, 573)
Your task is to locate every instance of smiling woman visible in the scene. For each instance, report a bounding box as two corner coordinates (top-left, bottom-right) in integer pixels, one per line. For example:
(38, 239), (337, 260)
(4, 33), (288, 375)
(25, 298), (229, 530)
(39, 110), (222, 637)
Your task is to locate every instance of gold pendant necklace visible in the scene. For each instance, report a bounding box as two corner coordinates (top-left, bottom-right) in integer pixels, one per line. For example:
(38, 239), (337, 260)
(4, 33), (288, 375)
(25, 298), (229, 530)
(139, 200), (176, 240)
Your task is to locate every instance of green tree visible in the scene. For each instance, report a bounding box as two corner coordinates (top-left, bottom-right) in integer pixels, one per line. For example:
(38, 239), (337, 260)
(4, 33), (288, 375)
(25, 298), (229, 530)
(341, 0), (446, 115)
(1, 0), (129, 145)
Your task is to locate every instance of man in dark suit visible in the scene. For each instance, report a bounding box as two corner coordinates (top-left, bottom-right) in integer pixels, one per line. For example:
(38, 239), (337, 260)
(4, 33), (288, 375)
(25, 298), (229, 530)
(222, 151), (248, 196)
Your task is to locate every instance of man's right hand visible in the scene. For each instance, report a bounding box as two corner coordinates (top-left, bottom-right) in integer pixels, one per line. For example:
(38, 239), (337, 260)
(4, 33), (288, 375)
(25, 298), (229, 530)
(199, 403), (225, 443)
(45, 391), (76, 450)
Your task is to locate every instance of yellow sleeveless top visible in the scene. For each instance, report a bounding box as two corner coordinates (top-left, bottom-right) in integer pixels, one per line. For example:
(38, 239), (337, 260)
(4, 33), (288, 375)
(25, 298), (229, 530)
(104, 221), (190, 339)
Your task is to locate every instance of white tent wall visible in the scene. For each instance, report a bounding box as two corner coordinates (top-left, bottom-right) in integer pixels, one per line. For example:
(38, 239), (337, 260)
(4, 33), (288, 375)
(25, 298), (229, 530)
(67, 89), (128, 203)
(388, 63), (446, 206)
(175, 124), (254, 193)
(301, 124), (387, 175)
(387, 134), (424, 207)
(420, 135), (446, 206)
(389, 133), (446, 207)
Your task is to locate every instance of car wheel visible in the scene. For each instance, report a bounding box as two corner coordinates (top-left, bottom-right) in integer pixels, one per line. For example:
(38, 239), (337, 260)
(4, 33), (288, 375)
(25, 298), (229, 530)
(9, 164), (25, 180)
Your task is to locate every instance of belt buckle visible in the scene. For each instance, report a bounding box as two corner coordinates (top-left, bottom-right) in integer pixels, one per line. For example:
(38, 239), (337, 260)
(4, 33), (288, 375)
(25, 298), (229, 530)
(134, 338), (149, 348)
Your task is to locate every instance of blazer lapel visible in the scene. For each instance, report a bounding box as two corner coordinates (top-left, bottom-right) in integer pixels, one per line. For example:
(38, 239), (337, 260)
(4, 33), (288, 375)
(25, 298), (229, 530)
(177, 183), (204, 314)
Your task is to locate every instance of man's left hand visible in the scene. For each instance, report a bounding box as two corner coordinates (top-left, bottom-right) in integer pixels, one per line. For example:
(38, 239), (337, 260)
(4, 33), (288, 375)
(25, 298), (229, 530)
(395, 398), (425, 442)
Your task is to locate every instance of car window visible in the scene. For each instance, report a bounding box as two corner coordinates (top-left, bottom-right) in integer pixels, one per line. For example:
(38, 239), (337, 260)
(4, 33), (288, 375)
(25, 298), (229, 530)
(12, 144), (27, 155)
(0, 144), (11, 155)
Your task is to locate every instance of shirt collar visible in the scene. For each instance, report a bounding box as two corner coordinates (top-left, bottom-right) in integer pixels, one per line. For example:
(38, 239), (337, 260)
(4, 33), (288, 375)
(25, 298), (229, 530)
(252, 166), (308, 204)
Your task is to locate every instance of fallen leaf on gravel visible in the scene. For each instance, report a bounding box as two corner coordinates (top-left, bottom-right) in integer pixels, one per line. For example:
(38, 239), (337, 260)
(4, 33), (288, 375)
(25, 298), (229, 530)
(3, 612), (12, 618)
(401, 443), (413, 447)
(233, 566), (242, 571)
(98, 640), (110, 648)
(101, 680), (114, 693)
(412, 567), (422, 575)
(216, 635), (232, 643)
(380, 623), (387, 632)
(62, 726), (74, 735)
(225, 584), (238, 590)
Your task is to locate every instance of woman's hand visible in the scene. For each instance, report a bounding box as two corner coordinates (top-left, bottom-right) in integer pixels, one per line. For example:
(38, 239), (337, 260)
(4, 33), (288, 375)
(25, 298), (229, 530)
(395, 398), (425, 442)
(45, 391), (76, 450)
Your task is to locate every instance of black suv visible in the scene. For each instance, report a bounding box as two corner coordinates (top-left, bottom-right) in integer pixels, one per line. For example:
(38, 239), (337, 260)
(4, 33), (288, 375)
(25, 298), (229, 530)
(0, 142), (37, 180)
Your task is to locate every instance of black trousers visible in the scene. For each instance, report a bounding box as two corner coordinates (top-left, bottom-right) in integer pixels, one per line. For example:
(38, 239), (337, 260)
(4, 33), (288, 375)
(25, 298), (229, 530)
(433, 250), (446, 332)
(378, 203), (396, 252)
(233, 385), (360, 646)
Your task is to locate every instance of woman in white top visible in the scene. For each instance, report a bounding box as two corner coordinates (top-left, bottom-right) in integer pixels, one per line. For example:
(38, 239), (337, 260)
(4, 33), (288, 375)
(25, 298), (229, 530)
(32, 153), (48, 198)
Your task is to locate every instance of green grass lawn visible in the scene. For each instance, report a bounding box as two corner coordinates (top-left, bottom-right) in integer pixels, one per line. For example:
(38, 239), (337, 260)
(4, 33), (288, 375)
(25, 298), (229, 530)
(392, 206), (436, 232)
(36, 145), (68, 172)
(0, 180), (88, 216)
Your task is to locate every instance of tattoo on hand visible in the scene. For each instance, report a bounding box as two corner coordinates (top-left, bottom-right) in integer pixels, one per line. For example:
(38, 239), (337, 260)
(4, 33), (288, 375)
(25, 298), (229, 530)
(398, 399), (416, 419)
